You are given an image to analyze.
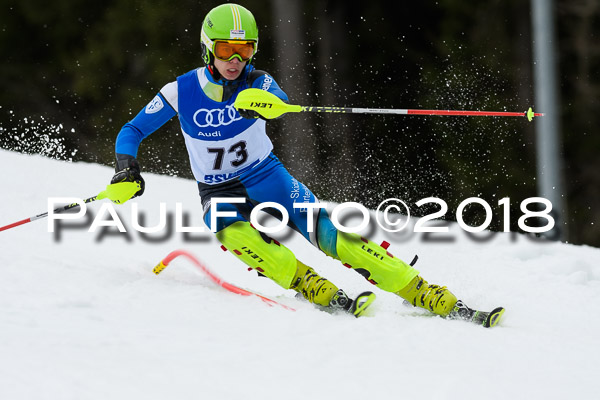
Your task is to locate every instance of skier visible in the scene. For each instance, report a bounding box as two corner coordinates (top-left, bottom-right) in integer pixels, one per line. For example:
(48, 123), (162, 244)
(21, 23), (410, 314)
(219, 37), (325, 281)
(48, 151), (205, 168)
(110, 3), (502, 325)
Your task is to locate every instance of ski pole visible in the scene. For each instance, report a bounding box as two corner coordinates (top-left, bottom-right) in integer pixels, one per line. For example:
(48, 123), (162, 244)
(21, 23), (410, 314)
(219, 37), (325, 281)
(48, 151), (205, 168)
(0, 181), (141, 232)
(0, 196), (99, 232)
(234, 88), (544, 121)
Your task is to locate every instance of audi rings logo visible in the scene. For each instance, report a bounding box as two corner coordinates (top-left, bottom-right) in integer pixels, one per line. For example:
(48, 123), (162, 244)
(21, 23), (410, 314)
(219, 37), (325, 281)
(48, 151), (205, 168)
(193, 105), (242, 128)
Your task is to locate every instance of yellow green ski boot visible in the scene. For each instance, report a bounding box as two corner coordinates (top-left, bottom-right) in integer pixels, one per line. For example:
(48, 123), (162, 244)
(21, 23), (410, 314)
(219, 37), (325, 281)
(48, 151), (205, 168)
(398, 276), (505, 327)
(291, 261), (375, 318)
(396, 275), (458, 317)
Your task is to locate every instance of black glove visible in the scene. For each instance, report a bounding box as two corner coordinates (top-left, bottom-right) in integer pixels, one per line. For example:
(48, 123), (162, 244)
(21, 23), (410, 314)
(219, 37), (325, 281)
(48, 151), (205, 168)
(238, 108), (262, 119)
(111, 154), (145, 199)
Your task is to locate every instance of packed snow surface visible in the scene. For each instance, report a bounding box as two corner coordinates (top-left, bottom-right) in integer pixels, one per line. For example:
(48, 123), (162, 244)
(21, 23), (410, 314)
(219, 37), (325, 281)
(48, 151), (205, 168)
(1, 149), (599, 400)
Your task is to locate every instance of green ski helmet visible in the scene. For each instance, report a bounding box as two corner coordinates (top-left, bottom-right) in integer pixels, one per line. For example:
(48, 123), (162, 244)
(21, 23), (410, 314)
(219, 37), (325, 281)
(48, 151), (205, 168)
(200, 4), (259, 66)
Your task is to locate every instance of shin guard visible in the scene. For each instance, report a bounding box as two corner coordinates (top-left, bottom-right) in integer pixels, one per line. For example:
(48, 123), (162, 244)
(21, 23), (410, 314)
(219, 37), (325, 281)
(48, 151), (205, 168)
(335, 232), (419, 293)
(216, 221), (297, 289)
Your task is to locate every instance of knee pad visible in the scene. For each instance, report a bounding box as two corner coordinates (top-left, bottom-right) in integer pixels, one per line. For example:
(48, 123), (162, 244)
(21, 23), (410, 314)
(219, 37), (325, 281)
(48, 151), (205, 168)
(216, 221), (297, 289)
(336, 232), (419, 293)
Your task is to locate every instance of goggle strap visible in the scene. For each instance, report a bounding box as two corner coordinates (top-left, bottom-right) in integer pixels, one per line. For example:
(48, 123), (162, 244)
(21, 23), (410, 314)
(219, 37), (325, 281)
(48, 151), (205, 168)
(201, 30), (214, 49)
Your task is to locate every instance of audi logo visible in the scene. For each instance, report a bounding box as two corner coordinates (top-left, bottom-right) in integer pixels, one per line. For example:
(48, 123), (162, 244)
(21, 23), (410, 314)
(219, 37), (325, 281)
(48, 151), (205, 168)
(193, 104), (242, 128)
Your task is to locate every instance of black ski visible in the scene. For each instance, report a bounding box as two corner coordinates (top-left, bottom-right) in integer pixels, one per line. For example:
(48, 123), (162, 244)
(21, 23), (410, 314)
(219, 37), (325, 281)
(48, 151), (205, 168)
(402, 299), (505, 328)
(448, 300), (505, 328)
(302, 290), (376, 318)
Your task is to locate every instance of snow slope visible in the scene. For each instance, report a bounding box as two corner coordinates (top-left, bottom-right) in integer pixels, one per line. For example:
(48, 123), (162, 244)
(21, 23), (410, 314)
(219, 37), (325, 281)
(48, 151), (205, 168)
(1, 149), (599, 400)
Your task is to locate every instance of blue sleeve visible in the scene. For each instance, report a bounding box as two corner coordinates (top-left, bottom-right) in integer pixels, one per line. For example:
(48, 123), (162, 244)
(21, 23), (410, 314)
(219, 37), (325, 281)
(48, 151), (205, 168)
(115, 92), (177, 157)
(250, 74), (289, 103)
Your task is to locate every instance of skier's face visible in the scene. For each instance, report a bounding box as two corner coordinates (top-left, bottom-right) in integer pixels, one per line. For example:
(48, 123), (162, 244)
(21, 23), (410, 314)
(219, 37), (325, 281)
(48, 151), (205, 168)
(214, 57), (247, 81)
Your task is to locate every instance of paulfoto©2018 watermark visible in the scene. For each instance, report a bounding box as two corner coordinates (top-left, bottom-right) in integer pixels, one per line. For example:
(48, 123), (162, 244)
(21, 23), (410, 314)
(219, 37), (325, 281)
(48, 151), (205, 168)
(46, 196), (556, 242)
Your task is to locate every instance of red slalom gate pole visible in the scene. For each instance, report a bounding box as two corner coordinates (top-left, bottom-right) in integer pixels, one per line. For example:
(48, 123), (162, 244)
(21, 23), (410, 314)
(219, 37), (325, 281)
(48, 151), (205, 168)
(153, 249), (295, 311)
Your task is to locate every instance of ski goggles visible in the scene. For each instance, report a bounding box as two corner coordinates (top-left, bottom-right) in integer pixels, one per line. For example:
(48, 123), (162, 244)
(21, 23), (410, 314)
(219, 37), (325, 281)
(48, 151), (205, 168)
(213, 40), (255, 62)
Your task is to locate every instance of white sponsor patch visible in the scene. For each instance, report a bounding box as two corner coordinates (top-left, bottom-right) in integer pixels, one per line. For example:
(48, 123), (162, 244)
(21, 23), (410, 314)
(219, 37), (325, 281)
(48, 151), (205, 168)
(193, 104), (242, 128)
(261, 75), (273, 91)
(145, 95), (164, 114)
(230, 29), (246, 39)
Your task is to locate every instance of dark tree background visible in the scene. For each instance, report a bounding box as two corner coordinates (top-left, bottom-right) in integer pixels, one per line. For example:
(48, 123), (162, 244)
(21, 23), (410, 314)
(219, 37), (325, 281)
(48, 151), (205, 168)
(1, 0), (598, 246)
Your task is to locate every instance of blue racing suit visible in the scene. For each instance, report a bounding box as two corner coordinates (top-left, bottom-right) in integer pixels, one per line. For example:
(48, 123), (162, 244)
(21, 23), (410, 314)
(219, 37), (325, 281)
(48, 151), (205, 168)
(115, 63), (421, 298)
